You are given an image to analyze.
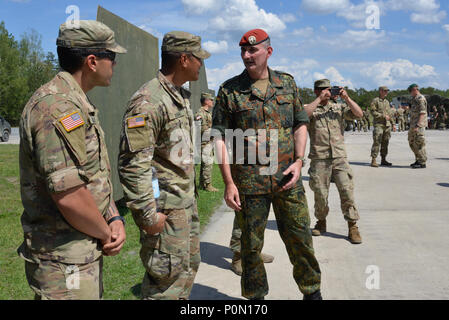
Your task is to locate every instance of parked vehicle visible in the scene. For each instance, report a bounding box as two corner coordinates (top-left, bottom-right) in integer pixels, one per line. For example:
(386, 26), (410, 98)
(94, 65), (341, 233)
(0, 115), (12, 142)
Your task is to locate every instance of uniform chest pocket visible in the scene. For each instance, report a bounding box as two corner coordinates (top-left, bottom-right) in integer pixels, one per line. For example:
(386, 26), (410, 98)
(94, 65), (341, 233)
(233, 104), (256, 130)
(164, 110), (191, 149)
(276, 95), (294, 128)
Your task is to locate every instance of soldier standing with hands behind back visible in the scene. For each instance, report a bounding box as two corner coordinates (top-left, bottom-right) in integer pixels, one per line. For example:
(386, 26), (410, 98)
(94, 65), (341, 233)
(370, 86), (393, 167)
(118, 31), (210, 300)
(195, 92), (218, 192)
(408, 84), (428, 169)
(18, 20), (127, 300)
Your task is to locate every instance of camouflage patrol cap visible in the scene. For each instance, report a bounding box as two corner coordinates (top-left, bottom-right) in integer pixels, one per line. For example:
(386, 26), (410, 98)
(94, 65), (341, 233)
(57, 20), (127, 53)
(314, 79), (331, 89)
(379, 86), (389, 91)
(162, 31), (210, 59)
(201, 92), (214, 101)
(408, 83), (419, 92)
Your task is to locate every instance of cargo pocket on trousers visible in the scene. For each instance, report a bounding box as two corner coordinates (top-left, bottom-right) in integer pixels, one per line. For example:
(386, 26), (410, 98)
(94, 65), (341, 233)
(144, 248), (183, 281)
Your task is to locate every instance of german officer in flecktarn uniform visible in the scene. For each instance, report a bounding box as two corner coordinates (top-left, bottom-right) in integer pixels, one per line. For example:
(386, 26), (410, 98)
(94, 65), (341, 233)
(18, 20), (127, 300)
(118, 31), (210, 300)
(212, 29), (322, 300)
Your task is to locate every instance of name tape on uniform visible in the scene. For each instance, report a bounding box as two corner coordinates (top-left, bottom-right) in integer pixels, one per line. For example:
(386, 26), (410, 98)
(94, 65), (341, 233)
(60, 111), (85, 132)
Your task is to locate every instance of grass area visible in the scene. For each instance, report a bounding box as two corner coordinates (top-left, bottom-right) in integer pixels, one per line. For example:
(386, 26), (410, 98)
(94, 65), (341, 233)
(0, 145), (225, 300)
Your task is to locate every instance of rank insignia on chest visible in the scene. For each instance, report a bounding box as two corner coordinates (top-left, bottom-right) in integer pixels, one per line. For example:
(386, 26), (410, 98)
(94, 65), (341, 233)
(127, 115), (145, 128)
(60, 111), (85, 132)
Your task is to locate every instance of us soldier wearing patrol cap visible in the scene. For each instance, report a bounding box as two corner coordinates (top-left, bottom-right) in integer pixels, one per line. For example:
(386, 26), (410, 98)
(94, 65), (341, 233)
(305, 79), (363, 245)
(195, 92), (218, 192)
(407, 84), (428, 169)
(118, 31), (209, 299)
(369, 86), (394, 167)
(212, 29), (322, 300)
(18, 20), (127, 300)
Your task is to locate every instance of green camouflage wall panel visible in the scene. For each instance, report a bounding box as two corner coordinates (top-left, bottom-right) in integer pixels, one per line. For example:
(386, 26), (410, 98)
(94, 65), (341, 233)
(88, 6), (159, 200)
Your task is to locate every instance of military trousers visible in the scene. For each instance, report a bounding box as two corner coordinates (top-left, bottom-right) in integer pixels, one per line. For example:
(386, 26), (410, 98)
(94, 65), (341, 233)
(229, 216), (242, 253)
(139, 203), (200, 300)
(308, 158), (360, 222)
(24, 257), (103, 300)
(408, 128), (427, 164)
(398, 119), (405, 132)
(371, 124), (391, 158)
(199, 142), (214, 188)
(235, 186), (321, 299)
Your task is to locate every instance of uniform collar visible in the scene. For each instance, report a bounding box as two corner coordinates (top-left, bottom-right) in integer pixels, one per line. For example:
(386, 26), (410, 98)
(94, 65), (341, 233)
(158, 70), (191, 107)
(238, 67), (283, 100)
(58, 71), (96, 113)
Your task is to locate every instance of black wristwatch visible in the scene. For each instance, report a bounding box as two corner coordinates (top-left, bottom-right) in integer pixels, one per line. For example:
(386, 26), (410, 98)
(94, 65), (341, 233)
(107, 215), (126, 226)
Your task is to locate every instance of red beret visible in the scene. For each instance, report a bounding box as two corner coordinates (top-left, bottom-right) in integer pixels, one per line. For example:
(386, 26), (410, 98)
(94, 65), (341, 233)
(239, 29), (270, 46)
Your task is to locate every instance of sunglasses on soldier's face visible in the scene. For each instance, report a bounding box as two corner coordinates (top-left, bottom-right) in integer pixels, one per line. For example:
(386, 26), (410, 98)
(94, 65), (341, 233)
(94, 51), (116, 62)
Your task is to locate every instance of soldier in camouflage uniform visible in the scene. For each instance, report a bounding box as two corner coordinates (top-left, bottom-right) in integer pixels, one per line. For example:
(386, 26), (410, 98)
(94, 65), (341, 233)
(305, 79), (363, 245)
(369, 86), (394, 167)
(17, 21), (127, 300)
(212, 29), (322, 300)
(118, 31), (210, 300)
(435, 105), (447, 130)
(195, 92), (218, 192)
(357, 110), (369, 132)
(408, 84), (428, 169)
(397, 106), (406, 132)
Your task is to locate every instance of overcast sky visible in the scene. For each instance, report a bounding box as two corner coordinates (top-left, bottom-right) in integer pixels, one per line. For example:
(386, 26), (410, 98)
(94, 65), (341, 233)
(2, 0), (449, 92)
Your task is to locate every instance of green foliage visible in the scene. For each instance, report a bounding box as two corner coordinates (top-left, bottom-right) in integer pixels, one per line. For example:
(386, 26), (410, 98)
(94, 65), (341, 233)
(0, 21), (58, 126)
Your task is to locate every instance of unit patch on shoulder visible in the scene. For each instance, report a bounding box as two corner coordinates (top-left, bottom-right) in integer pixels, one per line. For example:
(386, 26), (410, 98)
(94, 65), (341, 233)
(59, 111), (85, 132)
(127, 115), (146, 128)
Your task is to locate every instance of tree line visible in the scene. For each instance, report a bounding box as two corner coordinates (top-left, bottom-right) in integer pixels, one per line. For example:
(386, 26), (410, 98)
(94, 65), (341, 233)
(2, 20), (449, 126)
(0, 21), (58, 126)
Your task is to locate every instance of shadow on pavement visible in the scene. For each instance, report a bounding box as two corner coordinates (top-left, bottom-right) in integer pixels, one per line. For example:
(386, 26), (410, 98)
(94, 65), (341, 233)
(200, 242), (233, 270)
(318, 231), (349, 241)
(349, 161), (370, 167)
(190, 283), (243, 300)
(349, 161), (410, 169)
(437, 183), (449, 188)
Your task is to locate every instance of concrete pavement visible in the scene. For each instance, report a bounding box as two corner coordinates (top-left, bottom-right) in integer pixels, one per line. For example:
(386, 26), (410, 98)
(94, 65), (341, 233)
(190, 129), (449, 300)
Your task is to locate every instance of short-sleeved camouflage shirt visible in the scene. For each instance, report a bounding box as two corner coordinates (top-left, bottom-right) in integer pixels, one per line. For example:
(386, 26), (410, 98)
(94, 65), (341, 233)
(307, 100), (359, 160)
(18, 71), (112, 264)
(370, 97), (392, 127)
(410, 94), (428, 128)
(212, 68), (309, 195)
(118, 71), (195, 231)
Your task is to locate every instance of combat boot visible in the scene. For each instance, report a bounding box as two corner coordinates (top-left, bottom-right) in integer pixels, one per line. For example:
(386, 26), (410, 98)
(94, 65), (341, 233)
(204, 185), (219, 192)
(303, 290), (323, 300)
(381, 157), (392, 166)
(370, 158), (379, 168)
(348, 221), (362, 244)
(311, 220), (326, 236)
(411, 162), (426, 169)
(231, 252), (242, 276)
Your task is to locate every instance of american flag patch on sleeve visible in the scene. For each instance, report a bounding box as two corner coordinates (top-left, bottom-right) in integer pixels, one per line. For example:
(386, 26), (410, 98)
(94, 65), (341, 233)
(127, 115), (145, 128)
(60, 111), (85, 132)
